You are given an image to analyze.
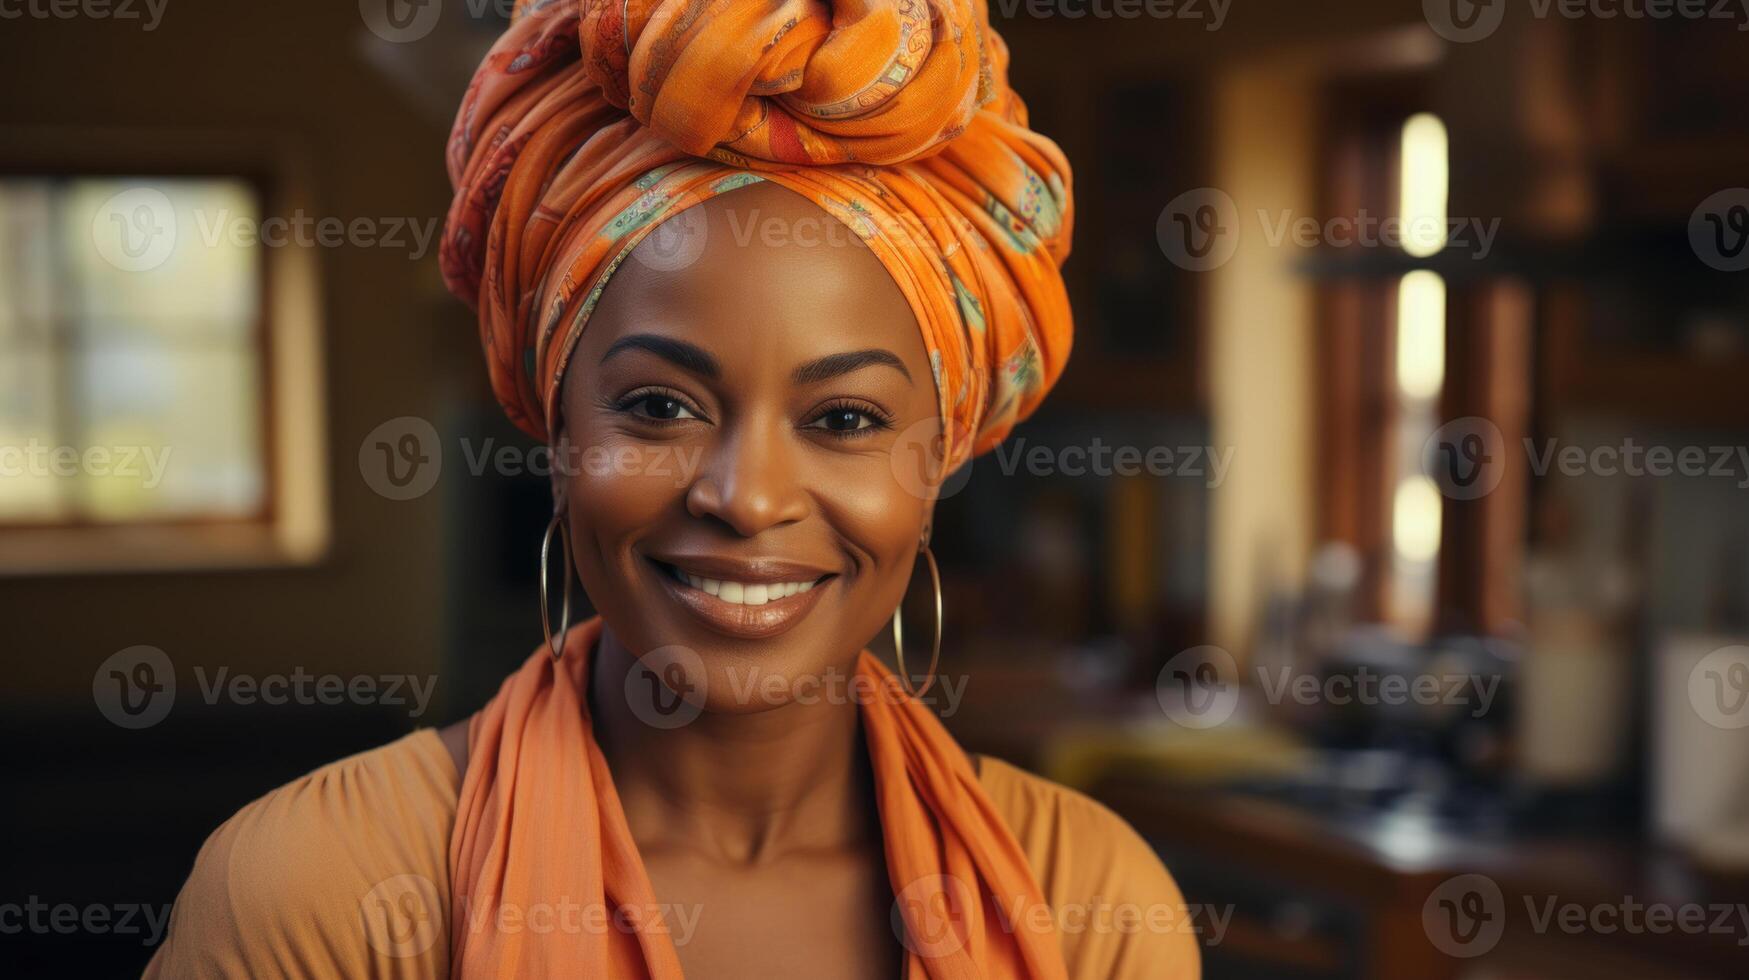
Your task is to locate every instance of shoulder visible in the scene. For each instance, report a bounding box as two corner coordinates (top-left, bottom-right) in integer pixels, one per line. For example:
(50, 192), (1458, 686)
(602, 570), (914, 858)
(144, 730), (460, 979)
(975, 754), (1202, 980)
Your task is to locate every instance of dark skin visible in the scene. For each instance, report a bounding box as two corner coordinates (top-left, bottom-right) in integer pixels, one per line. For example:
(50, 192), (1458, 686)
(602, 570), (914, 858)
(441, 181), (966, 978)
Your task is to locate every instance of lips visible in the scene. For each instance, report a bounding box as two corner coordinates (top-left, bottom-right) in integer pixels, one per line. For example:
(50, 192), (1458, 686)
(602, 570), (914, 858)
(647, 555), (835, 640)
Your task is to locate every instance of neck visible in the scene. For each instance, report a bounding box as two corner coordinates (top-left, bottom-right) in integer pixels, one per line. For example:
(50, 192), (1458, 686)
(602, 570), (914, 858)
(587, 621), (882, 866)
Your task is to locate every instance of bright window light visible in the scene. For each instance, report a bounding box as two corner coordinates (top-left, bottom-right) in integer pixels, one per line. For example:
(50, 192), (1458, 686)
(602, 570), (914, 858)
(1396, 269), (1446, 400)
(1393, 475), (1444, 563)
(1399, 113), (1448, 258)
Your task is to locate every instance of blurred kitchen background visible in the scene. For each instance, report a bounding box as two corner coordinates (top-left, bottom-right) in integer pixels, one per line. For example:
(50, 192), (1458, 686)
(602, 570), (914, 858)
(3, 1), (1749, 976)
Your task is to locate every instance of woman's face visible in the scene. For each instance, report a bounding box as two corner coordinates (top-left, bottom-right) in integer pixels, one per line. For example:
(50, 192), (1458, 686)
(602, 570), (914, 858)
(556, 181), (941, 714)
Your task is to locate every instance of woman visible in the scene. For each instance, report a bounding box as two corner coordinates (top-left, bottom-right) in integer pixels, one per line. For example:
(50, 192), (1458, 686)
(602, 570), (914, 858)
(146, 1), (1199, 977)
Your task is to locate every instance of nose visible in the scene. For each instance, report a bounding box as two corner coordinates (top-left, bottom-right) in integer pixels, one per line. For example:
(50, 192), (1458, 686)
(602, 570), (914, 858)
(684, 419), (809, 537)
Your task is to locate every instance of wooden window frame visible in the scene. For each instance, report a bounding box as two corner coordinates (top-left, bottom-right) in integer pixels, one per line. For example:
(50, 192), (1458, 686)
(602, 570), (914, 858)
(0, 128), (329, 575)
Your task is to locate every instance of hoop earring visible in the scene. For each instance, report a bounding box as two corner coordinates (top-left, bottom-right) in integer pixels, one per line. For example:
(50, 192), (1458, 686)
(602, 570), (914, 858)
(540, 512), (573, 661)
(892, 535), (942, 699)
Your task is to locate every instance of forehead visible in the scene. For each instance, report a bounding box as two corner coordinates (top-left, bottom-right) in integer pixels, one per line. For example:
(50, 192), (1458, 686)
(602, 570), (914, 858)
(578, 180), (926, 372)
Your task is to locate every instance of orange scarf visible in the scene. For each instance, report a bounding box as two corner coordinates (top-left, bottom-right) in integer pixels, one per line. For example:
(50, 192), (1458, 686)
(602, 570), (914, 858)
(450, 616), (1068, 977)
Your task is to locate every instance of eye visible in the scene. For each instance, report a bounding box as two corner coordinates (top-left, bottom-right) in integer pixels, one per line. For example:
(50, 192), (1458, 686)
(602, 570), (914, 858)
(805, 401), (892, 437)
(618, 390), (701, 422)
(813, 408), (872, 432)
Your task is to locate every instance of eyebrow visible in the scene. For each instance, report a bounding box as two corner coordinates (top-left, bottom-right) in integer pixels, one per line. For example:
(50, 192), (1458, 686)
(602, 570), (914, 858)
(600, 334), (721, 379)
(792, 349), (912, 386)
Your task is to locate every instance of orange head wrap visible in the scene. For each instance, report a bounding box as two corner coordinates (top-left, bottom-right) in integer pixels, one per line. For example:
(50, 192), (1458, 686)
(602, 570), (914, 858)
(440, 0), (1075, 475)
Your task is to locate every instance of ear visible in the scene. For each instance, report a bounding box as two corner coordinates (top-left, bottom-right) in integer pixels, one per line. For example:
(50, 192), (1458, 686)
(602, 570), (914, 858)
(548, 420), (569, 516)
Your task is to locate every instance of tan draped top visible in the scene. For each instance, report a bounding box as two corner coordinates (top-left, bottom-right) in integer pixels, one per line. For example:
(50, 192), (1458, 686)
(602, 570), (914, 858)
(143, 730), (1199, 978)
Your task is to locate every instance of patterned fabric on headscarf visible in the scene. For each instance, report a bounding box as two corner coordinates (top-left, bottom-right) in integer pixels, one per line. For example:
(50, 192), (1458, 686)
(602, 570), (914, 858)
(439, 0), (1074, 475)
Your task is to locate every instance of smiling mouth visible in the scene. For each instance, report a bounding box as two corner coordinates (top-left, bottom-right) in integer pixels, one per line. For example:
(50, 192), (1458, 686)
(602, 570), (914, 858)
(648, 558), (835, 640)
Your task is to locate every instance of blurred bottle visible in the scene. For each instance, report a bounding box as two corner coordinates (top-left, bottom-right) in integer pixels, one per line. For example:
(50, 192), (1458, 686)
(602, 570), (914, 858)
(1515, 489), (1639, 788)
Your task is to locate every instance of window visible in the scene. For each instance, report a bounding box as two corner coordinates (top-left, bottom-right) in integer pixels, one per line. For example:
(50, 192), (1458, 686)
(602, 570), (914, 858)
(0, 177), (268, 525)
(0, 155), (329, 574)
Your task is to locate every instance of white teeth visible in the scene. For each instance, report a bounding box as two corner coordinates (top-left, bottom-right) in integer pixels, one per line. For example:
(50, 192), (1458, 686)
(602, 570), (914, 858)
(668, 565), (819, 605)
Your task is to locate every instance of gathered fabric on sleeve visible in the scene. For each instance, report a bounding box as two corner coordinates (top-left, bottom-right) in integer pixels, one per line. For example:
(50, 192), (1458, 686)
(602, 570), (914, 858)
(142, 731), (459, 980)
(976, 755), (1203, 980)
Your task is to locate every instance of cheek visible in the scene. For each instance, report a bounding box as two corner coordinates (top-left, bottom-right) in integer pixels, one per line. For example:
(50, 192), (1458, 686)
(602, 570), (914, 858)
(807, 453), (929, 589)
(560, 431), (690, 558)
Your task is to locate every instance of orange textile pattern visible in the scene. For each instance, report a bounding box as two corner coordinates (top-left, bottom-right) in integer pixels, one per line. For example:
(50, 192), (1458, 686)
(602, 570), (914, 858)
(439, 0), (1076, 475)
(451, 617), (1072, 978)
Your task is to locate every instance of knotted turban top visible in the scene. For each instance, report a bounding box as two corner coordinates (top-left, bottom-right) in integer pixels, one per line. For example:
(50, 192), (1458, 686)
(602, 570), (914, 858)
(439, 0), (1075, 475)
